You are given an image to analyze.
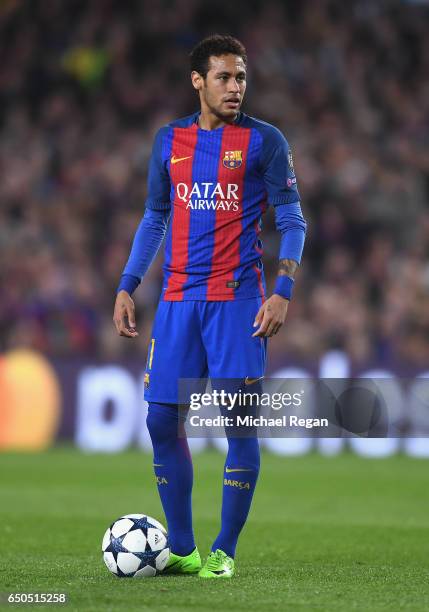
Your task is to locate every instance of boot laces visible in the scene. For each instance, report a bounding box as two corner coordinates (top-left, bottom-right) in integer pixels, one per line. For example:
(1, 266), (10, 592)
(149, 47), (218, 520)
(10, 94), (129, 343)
(206, 550), (224, 570)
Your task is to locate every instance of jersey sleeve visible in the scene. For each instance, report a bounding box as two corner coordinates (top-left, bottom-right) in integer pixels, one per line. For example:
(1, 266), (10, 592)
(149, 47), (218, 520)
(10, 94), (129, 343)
(145, 127), (172, 211)
(117, 208), (170, 294)
(260, 127), (300, 206)
(274, 202), (307, 264)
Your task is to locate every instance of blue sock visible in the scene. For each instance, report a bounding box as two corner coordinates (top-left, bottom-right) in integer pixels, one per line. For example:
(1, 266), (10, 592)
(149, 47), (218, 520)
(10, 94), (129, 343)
(211, 436), (260, 558)
(146, 402), (195, 556)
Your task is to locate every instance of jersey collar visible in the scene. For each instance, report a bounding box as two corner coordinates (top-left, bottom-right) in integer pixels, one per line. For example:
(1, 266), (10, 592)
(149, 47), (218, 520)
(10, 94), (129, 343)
(194, 111), (244, 130)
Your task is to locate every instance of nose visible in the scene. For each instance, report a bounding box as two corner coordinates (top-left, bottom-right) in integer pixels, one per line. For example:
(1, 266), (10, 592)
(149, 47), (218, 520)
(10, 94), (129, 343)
(228, 78), (241, 93)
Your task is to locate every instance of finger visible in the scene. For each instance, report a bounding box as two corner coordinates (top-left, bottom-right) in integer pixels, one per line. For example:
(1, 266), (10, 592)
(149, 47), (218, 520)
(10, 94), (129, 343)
(272, 323), (282, 336)
(253, 304), (265, 328)
(114, 316), (139, 338)
(270, 319), (284, 336)
(120, 326), (139, 338)
(264, 320), (277, 337)
(113, 315), (124, 335)
(268, 322), (281, 337)
(256, 315), (282, 338)
(126, 304), (136, 328)
(252, 312), (271, 337)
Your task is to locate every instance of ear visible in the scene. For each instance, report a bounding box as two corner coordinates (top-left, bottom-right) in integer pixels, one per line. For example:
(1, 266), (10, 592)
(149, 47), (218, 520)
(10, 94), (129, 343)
(191, 71), (203, 91)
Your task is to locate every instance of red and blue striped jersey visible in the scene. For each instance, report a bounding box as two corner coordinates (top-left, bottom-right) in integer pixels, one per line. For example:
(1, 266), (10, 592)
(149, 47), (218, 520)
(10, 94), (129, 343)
(145, 112), (300, 301)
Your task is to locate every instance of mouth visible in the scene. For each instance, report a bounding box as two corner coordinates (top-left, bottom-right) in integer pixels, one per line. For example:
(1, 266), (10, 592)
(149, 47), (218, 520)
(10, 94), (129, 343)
(224, 98), (241, 109)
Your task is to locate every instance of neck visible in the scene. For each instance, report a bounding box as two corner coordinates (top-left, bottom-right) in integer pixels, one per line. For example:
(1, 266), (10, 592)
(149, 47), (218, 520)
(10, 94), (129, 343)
(198, 108), (237, 131)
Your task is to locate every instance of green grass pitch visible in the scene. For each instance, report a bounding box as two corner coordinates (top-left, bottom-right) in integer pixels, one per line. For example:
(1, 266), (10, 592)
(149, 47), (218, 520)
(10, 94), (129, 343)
(1, 448), (429, 611)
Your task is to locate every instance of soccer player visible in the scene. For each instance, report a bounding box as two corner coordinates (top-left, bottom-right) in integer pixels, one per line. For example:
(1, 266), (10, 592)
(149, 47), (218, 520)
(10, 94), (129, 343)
(113, 34), (306, 578)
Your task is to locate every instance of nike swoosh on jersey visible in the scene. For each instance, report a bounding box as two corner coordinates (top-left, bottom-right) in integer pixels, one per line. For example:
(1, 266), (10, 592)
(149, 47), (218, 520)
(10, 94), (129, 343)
(225, 467), (253, 473)
(244, 376), (264, 385)
(171, 155), (192, 165)
(153, 464), (164, 467)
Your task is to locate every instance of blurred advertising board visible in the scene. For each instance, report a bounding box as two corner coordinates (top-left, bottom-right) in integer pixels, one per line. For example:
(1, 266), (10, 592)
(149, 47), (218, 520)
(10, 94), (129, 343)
(1, 349), (428, 457)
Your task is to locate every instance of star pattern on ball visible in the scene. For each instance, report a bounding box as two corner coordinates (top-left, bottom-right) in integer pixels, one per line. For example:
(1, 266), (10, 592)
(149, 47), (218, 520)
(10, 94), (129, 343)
(105, 534), (128, 562)
(132, 549), (159, 569)
(128, 516), (158, 532)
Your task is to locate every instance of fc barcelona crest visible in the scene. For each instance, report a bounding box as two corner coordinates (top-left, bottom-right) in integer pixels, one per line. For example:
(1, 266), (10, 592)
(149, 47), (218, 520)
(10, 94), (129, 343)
(223, 150), (242, 169)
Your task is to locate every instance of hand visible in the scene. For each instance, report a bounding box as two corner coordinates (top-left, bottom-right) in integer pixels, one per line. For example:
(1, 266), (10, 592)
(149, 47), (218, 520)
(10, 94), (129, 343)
(252, 294), (289, 338)
(113, 290), (139, 338)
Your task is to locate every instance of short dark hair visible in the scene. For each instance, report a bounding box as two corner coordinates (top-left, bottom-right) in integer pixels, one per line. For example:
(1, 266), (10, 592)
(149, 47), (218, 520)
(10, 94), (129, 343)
(190, 34), (247, 78)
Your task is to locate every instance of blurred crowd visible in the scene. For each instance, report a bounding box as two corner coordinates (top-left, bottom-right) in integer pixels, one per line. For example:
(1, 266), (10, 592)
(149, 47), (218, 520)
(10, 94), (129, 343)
(1, 0), (428, 371)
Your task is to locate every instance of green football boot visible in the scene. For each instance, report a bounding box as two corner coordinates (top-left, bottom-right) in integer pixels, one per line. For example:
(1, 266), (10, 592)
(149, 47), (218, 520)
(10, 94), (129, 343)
(163, 547), (201, 574)
(198, 549), (235, 578)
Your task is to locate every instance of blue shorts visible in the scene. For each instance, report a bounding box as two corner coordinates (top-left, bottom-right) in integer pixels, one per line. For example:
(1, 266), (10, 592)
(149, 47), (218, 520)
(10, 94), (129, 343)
(144, 298), (267, 404)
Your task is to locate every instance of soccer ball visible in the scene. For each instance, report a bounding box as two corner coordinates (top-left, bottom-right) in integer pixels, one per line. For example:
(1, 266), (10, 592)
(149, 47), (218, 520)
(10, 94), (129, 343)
(102, 514), (170, 577)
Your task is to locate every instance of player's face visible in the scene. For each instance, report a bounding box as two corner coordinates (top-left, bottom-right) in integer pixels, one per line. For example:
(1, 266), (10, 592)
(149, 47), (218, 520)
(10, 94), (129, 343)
(193, 54), (247, 121)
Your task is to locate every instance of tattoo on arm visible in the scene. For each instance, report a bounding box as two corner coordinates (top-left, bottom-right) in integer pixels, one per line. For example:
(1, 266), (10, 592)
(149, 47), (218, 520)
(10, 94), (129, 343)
(278, 259), (298, 278)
